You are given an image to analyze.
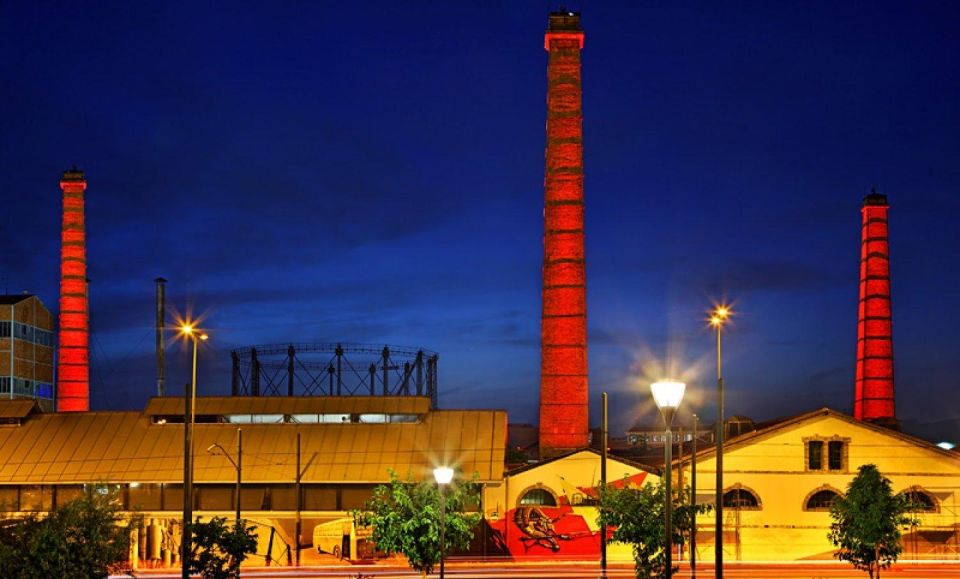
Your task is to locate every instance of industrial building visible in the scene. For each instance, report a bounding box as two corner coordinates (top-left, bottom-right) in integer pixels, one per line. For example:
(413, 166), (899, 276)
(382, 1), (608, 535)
(0, 294), (55, 412)
(0, 395), (506, 566)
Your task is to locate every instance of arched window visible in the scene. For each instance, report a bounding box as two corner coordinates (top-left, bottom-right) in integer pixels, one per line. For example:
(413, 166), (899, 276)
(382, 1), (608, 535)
(722, 488), (760, 509)
(805, 489), (841, 511)
(519, 488), (557, 507)
(902, 489), (938, 512)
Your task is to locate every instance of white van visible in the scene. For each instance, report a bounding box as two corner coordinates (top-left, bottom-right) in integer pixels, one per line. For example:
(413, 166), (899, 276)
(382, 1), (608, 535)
(312, 518), (352, 559)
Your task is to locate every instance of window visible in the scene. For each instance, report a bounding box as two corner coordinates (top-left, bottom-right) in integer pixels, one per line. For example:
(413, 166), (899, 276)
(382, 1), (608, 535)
(828, 441), (843, 470)
(163, 484), (184, 510)
(389, 414), (420, 423)
(20, 486), (54, 511)
(805, 489), (841, 511)
(270, 484), (298, 510)
(0, 321), (10, 338)
(302, 486), (338, 510)
(320, 414), (351, 423)
(128, 483), (163, 510)
(806, 437), (848, 472)
(240, 486), (269, 510)
(35, 383), (53, 399)
(808, 441), (823, 470)
(0, 486), (18, 511)
(56, 485), (84, 507)
(340, 486), (376, 510)
(518, 488), (557, 507)
(358, 414), (387, 423)
(902, 489), (938, 512)
(722, 488), (760, 509)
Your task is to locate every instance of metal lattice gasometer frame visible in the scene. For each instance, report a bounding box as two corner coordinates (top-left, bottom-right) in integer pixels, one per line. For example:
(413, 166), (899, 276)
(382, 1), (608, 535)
(229, 343), (438, 406)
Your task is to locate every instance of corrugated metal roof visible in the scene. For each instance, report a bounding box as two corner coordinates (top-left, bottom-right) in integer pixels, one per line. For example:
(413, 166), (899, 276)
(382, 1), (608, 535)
(143, 396), (432, 416)
(0, 400), (41, 419)
(0, 403), (505, 484)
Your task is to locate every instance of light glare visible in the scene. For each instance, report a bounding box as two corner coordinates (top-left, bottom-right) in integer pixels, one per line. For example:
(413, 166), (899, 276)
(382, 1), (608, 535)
(433, 466), (454, 485)
(651, 380), (686, 410)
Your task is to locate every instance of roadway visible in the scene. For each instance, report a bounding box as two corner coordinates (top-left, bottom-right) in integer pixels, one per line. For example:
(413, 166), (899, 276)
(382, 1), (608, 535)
(117, 561), (960, 578)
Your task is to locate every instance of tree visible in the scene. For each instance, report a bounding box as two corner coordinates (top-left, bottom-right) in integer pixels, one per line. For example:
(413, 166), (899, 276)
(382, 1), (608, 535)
(598, 481), (709, 579)
(0, 486), (136, 578)
(828, 464), (918, 578)
(188, 517), (258, 579)
(353, 470), (481, 578)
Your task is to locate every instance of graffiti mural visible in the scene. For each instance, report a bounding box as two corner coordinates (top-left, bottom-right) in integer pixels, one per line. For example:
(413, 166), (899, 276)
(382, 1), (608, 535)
(489, 471), (648, 557)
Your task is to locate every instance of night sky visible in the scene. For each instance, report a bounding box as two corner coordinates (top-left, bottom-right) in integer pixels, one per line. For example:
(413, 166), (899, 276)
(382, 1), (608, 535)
(2, 2), (959, 438)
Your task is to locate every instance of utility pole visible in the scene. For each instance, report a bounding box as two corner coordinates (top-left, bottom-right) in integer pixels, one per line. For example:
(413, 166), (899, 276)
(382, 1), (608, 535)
(600, 392), (608, 577)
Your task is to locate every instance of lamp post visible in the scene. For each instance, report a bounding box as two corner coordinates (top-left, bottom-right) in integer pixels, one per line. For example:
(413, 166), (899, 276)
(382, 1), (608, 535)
(207, 427), (242, 526)
(652, 380), (686, 579)
(433, 466), (454, 579)
(180, 323), (207, 579)
(691, 413), (698, 578)
(710, 305), (730, 578)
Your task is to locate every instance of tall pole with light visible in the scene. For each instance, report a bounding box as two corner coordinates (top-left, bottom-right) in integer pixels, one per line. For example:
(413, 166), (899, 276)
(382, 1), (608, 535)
(709, 305), (730, 578)
(180, 323), (207, 579)
(652, 380), (685, 579)
(691, 413), (698, 578)
(433, 466), (454, 579)
(207, 427), (243, 526)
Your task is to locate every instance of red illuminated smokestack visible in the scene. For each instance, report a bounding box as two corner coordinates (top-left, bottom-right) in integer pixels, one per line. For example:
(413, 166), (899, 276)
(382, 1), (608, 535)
(57, 168), (89, 412)
(539, 12), (588, 457)
(854, 190), (896, 427)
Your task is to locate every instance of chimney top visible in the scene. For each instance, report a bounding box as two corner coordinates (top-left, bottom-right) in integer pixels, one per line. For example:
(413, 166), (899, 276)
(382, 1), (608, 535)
(863, 187), (888, 207)
(155, 277), (168, 284)
(548, 11), (581, 32)
(61, 167), (85, 182)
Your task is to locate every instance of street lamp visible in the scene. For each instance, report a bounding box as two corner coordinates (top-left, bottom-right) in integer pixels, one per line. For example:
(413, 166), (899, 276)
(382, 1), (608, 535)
(709, 305), (730, 578)
(207, 427), (242, 526)
(180, 323), (207, 579)
(433, 466), (454, 579)
(652, 380), (685, 579)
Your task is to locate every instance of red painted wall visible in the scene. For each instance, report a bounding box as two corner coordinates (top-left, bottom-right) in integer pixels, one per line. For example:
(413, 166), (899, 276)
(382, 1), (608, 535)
(57, 170), (89, 412)
(854, 193), (895, 423)
(540, 13), (588, 457)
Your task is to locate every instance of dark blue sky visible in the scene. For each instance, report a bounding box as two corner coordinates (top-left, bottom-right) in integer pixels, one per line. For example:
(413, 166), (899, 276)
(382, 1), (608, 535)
(2, 2), (958, 437)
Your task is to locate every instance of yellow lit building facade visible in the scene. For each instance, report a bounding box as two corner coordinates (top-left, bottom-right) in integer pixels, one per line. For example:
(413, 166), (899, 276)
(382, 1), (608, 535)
(2, 395), (957, 565)
(681, 408), (960, 561)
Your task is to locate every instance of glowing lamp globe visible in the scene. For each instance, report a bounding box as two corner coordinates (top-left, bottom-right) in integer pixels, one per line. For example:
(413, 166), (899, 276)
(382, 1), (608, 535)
(651, 381), (686, 411)
(433, 467), (454, 485)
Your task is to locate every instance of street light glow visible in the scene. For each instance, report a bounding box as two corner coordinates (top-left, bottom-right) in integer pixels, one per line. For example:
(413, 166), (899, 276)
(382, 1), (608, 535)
(651, 380), (686, 411)
(433, 466), (454, 485)
(710, 305), (732, 327)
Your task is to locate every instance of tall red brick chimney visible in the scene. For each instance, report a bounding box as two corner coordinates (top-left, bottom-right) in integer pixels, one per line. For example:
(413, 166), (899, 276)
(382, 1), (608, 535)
(540, 11), (588, 457)
(57, 168), (89, 412)
(854, 190), (896, 426)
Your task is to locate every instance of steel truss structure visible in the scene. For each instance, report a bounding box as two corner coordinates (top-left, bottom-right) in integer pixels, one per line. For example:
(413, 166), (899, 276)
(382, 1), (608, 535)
(230, 343), (439, 406)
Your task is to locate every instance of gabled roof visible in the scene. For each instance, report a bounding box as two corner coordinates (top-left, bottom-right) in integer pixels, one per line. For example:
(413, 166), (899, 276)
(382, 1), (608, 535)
(506, 447), (658, 476)
(688, 407), (960, 464)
